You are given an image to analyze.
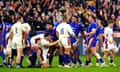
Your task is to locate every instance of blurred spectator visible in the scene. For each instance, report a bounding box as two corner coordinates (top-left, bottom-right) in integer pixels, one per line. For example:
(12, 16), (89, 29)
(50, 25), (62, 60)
(0, 0), (120, 32)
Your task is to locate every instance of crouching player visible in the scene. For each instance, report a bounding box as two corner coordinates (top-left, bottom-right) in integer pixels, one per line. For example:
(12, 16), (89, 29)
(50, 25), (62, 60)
(103, 20), (117, 67)
(38, 33), (59, 68)
(30, 34), (44, 67)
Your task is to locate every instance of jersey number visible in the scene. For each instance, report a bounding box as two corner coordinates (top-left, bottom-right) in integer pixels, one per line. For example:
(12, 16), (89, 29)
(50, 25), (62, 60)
(60, 28), (64, 34)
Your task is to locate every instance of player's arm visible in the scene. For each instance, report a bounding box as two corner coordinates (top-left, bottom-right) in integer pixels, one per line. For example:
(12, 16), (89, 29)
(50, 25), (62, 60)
(9, 27), (13, 38)
(67, 25), (76, 38)
(56, 26), (59, 39)
(43, 40), (59, 47)
(56, 31), (59, 39)
(89, 28), (96, 36)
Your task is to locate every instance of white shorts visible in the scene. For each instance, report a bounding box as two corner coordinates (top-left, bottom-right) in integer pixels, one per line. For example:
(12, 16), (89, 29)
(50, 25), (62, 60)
(59, 37), (71, 48)
(6, 44), (12, 52)
(103, 40), (115, 51)
(12, 37), (23, 49)
(38, 48), (48, 64)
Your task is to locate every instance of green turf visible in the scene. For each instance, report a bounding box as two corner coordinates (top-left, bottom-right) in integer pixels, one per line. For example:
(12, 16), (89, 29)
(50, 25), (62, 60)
(0, 56), (120, 72)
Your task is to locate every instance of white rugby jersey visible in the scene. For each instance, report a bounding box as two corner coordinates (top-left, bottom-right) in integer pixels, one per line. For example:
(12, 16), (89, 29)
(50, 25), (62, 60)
(104, 27), (113, 42)
(22, 23), (31, 32)
(30, 34), (44, 44)
(56, 22), (75, 38)
(11, 22), (25, 38)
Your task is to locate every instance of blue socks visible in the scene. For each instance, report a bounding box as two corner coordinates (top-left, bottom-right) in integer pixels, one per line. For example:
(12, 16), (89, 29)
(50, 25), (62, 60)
(110, 59), (113, 63)
(78, 58), (82, 64)
(0, 50), (5, 61)
(59, 55), (64, 65)
(20, 56), (24, 66)
(64, 54), (70, 65)
(49, 56), (53, 65)
(99, 58), (104, 63)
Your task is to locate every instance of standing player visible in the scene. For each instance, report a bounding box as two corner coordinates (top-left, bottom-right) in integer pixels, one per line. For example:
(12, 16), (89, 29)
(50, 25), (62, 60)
(4, 27), (13, 67)
(56, 16), (76, 68)
(69, 15), (85, 67)
(10, 16), (27, 68)
(85, 15), (105, 67)
(95, 20), (105, 66)
(103, 20), (116, 67)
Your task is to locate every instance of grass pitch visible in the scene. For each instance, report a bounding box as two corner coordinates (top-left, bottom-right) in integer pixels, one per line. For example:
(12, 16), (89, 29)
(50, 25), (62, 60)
(0, 56), (120, 72)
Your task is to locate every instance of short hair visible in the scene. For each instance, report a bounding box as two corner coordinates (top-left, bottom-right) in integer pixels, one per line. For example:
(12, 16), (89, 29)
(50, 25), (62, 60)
(44, 32), (50, 38)
(89, 15), (96, 21)
(108, 20), (114, 24)
(17, 16), (22, 21)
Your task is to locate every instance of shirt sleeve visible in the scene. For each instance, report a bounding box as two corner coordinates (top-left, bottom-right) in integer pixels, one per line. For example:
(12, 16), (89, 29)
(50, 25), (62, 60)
(67, 24), (75, 36)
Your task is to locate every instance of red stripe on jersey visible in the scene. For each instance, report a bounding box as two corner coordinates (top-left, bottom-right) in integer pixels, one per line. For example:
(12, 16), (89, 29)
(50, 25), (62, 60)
(105, 40), (108, 49)
(39, 48), (44, 61)
(68, 37), (70, 46)
(35, 38), (41, 44)
(89, 38), (94, 47)
(22, 32), (25, 46)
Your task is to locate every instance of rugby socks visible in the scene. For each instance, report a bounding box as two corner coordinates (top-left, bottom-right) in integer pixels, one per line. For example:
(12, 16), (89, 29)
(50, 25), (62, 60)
(71, 56), (76, 64)
(28, 53), (37, 66)
(20, 56), (24, 67)
(110, 59), (113, 63)
(59, 55), (64, 65)
(78, 58), (82, 64)
(64, 54), (70, 65)
(49, 56), (53, 65)
(99, 58), (104, 63)
(96, 59), (99, 63)
(8, 57), (11, 66)
(85, 60), (90, 65)
(1, 50), (5, 61)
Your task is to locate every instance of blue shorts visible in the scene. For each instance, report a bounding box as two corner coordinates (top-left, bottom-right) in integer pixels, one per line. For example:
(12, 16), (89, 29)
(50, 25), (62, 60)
(70, 37), (76, 45)
(87, 37), (97, 48)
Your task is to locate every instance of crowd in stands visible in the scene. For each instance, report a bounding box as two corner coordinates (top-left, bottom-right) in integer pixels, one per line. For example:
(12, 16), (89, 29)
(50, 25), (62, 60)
(0, 0), (120, 32)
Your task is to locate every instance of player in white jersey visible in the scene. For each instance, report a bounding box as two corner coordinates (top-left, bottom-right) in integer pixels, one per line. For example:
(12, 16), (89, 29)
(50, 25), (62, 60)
(10, 16), (27, 68)
(103, 20), (116, 67)
(56, 16), (76, 68)
(30, 34), (44, 50)
(3, 27), (13, 67)
(38, 33), (59, 68)
(30, 34), (44, 65)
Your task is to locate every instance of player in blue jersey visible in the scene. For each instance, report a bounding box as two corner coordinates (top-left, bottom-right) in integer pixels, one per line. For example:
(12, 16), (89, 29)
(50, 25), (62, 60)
(85, 15), (105, 67)
(0, 18), (12, 66)
(69, 15), (85, 67)
(45, 21), (58, 67)
(93, 19), (105, 66)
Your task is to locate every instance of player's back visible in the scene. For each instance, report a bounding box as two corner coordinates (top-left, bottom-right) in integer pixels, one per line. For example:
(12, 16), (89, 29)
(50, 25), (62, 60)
(12, 22), (24, 38)
(31, 34), (44, 42)
(56, 22), (72, 38)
